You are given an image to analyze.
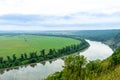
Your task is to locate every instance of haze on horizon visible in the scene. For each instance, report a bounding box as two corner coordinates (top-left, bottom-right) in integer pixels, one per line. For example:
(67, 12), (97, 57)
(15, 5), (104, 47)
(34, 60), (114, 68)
(0, 0), (120, 31)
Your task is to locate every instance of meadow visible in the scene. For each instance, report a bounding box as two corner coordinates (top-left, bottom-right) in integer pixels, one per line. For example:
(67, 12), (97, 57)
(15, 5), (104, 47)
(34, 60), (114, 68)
(0, 35), (80, 59)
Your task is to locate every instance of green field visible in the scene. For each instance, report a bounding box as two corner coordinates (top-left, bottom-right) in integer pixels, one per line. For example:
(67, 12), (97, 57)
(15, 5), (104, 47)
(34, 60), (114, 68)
(0, 35), (80, 59)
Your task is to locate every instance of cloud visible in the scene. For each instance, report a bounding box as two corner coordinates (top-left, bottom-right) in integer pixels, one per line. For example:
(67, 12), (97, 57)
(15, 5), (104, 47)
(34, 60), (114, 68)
(0, 0), (120, 30)
(0, 0), (120, 15)
(0, 12), (120, 30)
(0, 12), (120, 26)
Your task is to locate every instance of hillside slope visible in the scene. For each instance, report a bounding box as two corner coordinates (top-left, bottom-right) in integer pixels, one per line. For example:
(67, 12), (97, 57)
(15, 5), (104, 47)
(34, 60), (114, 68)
(45, 31), (120, 80)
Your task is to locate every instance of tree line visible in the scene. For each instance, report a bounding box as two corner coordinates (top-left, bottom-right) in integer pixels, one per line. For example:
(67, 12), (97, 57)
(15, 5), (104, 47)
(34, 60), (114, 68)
(0, 40), (89, 69)
(45, 45), (120, 80)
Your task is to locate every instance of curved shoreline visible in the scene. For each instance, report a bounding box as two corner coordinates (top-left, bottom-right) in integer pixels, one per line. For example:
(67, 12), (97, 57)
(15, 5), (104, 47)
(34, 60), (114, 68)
(0, 40), (114, 80)
(0, 47), (89, 71)
(0, 39), (89, 70)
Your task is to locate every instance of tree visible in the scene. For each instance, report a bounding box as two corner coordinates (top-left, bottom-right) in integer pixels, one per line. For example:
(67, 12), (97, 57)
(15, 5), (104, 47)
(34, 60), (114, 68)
(0, 57), (3, 63)
(63, 55), (87, 80)
(29, 52), (38, 58)
(7, 56), (12, 62)
(86, 59), (103, 78)
(20, 54), (24, 60)
(40, 49), (45, 56)
(111, 47), (120, 66)
(48, 49), (53, 55)
(13, 54), (17, 62)
(24, 53), (27, 59)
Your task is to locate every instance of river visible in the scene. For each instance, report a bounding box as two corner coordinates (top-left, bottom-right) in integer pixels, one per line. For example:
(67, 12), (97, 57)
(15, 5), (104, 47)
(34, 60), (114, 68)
(0, 40), (113, 80)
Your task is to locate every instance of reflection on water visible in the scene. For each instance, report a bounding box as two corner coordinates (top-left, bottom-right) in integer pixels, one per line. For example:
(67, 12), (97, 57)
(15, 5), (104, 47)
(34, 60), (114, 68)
(0, 59), (64, 80)
(0, 40), (113, 80)
(30, 64), (37, 68)
(0, 70), (5, 75)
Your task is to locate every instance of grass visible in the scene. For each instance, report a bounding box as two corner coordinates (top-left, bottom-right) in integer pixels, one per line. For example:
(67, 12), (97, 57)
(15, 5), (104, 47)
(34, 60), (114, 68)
(94, 64), (120, 80)
(0, 35), (80, 59)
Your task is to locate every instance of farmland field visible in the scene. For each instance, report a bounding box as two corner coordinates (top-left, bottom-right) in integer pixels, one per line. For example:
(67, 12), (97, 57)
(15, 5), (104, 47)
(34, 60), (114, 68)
(0, 35), (80, 59)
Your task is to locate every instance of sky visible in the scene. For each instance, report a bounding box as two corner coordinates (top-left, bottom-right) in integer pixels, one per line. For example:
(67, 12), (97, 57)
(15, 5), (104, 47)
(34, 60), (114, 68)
(0, 0), (120, 30)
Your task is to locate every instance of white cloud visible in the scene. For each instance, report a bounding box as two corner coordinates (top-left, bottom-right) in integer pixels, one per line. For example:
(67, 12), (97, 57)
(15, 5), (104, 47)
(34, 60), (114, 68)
(0, 0), (120, 15)
(0, 0), (120, 30)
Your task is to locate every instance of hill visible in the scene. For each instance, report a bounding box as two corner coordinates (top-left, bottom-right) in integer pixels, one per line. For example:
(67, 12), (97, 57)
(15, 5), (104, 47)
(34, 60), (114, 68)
(45, 30), (120, 80)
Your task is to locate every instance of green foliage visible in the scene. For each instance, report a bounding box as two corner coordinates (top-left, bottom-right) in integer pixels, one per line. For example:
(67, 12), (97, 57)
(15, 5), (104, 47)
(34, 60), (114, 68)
(64, 55), (87, 80)
(86, 60), (102, 73)
(0, 35), (80, 59)
(86, 59), (103, 79)
(45, 55), (87, 80)
(68, 30), (120, 50)
(0, 38), (89, 69)
(45, 45), (120, 80)
(111, 47), (120, 66)
(45, 56), (104, 80)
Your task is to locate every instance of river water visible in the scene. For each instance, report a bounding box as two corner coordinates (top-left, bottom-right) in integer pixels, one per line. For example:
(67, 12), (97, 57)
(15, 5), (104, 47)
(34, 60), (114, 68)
(0, 40), (113, 80)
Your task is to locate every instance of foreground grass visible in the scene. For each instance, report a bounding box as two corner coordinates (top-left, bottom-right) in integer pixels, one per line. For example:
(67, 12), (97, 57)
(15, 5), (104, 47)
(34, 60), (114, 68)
(0, 35), (80, 59)
(94, 65), (120, 80)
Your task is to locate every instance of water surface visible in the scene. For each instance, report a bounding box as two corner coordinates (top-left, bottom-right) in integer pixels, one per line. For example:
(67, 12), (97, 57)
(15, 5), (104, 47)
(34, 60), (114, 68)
(0, 40), (113, 80)
(80, 40), (113, 60)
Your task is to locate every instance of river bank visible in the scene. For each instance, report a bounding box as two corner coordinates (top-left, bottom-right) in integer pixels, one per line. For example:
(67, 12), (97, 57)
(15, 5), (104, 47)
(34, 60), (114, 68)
(0, 40), (113, 80)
